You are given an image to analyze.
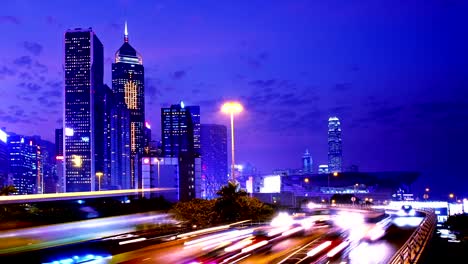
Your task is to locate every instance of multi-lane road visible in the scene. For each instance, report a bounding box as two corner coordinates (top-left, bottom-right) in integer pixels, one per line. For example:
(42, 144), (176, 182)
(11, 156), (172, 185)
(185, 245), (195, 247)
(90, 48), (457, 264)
(0, 208), (425, 264)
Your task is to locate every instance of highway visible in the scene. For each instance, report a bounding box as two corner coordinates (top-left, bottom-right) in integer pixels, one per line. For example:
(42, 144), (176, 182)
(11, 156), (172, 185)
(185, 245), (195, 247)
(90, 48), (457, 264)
(108, 212), (424, 264)
(0, 209), (425, 264)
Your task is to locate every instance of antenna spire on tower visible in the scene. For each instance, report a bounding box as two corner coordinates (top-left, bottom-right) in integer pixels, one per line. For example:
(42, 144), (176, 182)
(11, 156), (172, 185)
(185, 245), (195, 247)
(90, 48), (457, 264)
(124, 21), (128, 42)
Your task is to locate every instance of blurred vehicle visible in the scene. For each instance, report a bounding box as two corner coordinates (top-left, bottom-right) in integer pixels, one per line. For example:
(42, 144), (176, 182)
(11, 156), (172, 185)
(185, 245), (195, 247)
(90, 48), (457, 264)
(397, 205), (416, 217)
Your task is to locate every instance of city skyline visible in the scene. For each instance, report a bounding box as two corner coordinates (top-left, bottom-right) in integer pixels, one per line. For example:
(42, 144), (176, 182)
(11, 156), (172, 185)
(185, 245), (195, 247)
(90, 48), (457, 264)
(0, 0), (467, 197)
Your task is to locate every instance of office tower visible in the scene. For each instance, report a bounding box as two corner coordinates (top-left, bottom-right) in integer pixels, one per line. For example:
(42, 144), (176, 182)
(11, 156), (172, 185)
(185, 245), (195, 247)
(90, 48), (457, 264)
(200, 124), (228, 199)
(0, 128), (8, 187)
(302, 149), (313, 174)
(328, 116), (342, 173)
(318, 164), (329, 174)
(111, 22), (145, 188)
(104, 85), (131, 190)
(64, 28), (104, 192)
(162, 103), (197, 157)
(161, 102), (201, 200)
(8, 135), (40, 194)
(55, 128), (63, 156)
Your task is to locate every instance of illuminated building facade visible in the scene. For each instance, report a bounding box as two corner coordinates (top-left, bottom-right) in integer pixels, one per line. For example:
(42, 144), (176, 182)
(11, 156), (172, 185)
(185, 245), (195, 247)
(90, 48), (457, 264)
(161, 103), (201, 200)
(200, 124), (228, 199)
(104, 85), (131, 190)
(0, 128), (8, 187)
(55, 128), (65, 192)
(111, 23), (145, 188)
(302, 149), (313, 174)
(8, 134), (40, 194)
(318, 164), (329, 174)
(64, 28), (105, 192)
(328, 116), (342, 173)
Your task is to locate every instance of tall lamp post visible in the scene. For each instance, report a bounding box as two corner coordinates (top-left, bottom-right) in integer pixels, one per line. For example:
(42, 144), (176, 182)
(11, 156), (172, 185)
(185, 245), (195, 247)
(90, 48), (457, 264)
(96, 172), (103, 191)
(221, 101), (243, 183)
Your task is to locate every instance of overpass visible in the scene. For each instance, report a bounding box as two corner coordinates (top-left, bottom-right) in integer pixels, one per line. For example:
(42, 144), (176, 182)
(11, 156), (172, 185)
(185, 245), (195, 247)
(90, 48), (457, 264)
(0, 188), (176, 204)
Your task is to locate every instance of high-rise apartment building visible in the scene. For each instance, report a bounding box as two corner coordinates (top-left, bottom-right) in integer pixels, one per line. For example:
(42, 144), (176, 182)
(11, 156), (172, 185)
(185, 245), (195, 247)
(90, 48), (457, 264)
(328, 116), (342, 173)
(200, 124), (228, 199)
(64, 28), (104, 192)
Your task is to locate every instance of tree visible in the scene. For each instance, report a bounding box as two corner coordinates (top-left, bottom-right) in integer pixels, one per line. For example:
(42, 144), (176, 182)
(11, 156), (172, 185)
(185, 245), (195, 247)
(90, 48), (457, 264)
(215, 181), (248, 223)
(237, 196), (274, 222)
(170, 199), (217, 228)
(0, 185), (17, 196)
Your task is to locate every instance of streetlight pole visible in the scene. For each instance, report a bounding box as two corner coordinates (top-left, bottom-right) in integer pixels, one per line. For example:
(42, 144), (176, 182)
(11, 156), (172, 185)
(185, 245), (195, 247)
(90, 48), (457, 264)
(230, 112), (235, 183)
(221, 102), (243, 183)
(96, 172), (103, 191)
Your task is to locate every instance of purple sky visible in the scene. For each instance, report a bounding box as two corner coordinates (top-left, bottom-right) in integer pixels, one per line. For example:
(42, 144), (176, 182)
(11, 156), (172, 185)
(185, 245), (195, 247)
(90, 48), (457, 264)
(1, 0), (467, 198)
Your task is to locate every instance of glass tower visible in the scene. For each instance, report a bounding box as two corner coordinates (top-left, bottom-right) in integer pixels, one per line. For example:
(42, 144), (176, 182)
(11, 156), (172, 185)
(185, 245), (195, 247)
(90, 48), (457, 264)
(200, 124), (228, 199)
(64, 28), (104, 192)
(111, 22), (145, 188)
(8, 135), (39, 194)
(328, 116), (342, 173)
(161, 103), (201, 200)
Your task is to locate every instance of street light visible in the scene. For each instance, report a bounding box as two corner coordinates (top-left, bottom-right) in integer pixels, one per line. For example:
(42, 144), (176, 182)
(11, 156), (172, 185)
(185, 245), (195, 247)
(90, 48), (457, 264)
(96, 172), (103, 191)
(328, 171), (339, 189)
(154, 158), (163, 188)
(221, 101), (243, 183)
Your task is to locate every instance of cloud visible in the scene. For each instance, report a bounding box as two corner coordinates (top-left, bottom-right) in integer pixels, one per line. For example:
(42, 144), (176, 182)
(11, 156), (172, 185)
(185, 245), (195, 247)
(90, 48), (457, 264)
(34, 61), (48, 73)
(242, 51), (269, 69)
(334, 82), (352, 92)
(18, 72), (33, 80)
(0, 66), (16, 79)
(46, 80), (62, 90)
(248, 79), (276, 88)
(23, 41), (43, 56)
(43, 90), (61, 98)
(145, 78), (163, 97)
(171, 70), (187, 80)
(13, 56), (32, 68)
(0, 16), (20, 24)
(18, 82), (42, 92)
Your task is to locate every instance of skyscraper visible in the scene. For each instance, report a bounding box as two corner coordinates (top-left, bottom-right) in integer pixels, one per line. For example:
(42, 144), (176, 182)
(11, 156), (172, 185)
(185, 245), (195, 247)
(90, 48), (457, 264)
(105, 85), (131, 190)
(64, 28), (104, 192)
(200, 124), (228, 199)
(302, 149), (313, 174)
(8, 134), (40, 194)
(0, 128), (8, 187)
(328, 116), (342, 173)
(111, 22), (145, 188)
(162, 103), (199, 157)
(161, 102), (201, 200)
(55, 128), (63, 157)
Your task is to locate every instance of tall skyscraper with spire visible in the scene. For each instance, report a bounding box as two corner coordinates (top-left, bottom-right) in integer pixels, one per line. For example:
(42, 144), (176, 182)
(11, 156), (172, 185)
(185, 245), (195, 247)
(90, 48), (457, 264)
(112, 22), (145, 188)
(64, 28), (104, 192)
(302, 149), (313, 174)
(328, 116), (342, 173)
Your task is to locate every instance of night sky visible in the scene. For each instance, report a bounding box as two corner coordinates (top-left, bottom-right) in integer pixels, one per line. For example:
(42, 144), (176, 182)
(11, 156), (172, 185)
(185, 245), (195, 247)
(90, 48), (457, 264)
(1, 0), (467, 198)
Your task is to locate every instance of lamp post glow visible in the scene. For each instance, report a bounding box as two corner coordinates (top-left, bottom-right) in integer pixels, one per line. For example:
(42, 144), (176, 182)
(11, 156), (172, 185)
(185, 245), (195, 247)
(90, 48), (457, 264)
(96, 172), (103, 191)
(221, 102), (243, 182)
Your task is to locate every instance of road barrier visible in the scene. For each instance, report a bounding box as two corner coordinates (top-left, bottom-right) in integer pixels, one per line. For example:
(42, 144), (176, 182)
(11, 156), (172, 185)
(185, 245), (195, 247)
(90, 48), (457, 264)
(388, 208), (437, 264)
